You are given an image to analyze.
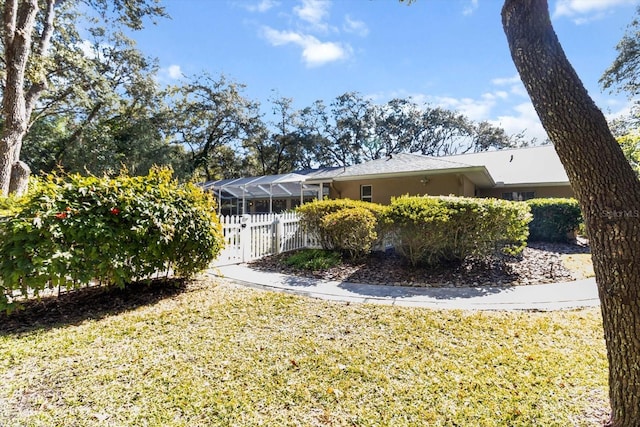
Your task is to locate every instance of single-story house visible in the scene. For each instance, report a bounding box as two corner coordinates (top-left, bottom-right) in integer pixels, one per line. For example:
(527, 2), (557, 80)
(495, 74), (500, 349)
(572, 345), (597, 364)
(203, 145), (573, 215)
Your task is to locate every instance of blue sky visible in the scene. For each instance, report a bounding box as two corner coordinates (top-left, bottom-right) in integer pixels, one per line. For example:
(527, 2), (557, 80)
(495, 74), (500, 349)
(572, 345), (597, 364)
(132, 0), (638, 142)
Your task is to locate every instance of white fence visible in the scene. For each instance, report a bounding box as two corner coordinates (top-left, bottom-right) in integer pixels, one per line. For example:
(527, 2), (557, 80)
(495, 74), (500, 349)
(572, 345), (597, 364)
(213, 212), (319, 266)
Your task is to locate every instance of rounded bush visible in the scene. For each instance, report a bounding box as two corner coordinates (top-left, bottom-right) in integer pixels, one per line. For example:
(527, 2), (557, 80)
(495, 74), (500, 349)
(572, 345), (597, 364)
(297, 199), (387, 250)
(0, 167), (223, 312)
(526, 198), (582, 242)
(321, 207), (378, 259)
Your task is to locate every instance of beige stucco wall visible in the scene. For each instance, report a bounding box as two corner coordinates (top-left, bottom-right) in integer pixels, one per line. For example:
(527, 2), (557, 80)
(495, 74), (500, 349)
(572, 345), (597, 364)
(477, 185), (574, 199)
(461, 175), (476, 197)
(330, 174), (475, 205)
(326, 174), (573, 205)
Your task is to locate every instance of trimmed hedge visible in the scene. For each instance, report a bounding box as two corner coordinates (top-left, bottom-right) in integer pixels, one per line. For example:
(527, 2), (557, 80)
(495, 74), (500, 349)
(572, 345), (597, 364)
(383, 195), (531, 266)
(0, 168), (224, 312)
(296, 199), (387, 257)
(321, 207), (378, 259)
(526, 198), (582, 242)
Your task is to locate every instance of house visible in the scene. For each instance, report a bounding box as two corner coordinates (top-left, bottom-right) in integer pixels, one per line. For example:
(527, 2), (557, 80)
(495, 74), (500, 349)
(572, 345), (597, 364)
(444, 146), (573, 200)
(204, 145), (573, 215)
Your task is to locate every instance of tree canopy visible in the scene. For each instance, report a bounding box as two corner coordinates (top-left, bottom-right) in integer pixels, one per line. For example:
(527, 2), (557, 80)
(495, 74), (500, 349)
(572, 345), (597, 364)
(0, 0), (167, 195)
(601, 6), (640, 98)
(0, 2), (536, 190)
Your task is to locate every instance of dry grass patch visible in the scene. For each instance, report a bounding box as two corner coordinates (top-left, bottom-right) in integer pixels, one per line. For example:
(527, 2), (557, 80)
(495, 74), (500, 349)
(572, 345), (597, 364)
(561, 253), (595, 279)
(0, 277), (608, 426)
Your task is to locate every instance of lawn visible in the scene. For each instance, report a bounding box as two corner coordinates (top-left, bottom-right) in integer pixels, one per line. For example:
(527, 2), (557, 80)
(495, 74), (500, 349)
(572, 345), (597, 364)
(561, 253), (595, 279)
(0, 277), (608, 426)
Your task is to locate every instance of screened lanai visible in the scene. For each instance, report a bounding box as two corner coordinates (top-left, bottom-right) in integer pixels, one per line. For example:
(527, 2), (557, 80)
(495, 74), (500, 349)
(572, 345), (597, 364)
(203, 173), (328, 215)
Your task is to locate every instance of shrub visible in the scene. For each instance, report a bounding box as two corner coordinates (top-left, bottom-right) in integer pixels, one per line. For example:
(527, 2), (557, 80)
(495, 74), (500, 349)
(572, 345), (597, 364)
(0, 192), (26, 218)
(381, 196), (450, 266)
(297, 199), (387, 251)
(321, 207), (378, 259)
(284, 249), (342, 270)
(0, 167), (224, 312)
(526, 198), (582, 242)
(383, 195), (531, 266)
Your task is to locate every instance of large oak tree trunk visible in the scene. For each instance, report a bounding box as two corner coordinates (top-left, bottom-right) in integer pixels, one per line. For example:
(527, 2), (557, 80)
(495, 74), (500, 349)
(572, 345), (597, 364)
(9, 160), (30, 196)
(502, 1), (640, 425)
(1, 0), (39, 196)
(1, 0), (57, 196)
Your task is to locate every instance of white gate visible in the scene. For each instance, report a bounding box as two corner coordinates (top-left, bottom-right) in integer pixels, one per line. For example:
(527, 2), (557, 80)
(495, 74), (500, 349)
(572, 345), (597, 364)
(214, 212), (318, 266)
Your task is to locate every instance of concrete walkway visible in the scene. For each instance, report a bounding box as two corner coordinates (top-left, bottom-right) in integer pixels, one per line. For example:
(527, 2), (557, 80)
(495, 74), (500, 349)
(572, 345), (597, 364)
(209, 264), (600, 311)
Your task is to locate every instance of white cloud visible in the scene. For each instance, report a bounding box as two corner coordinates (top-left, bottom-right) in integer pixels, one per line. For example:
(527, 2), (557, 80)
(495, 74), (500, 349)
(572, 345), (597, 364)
(492, 74), (529, 97)
(491, 102), (549, 143)
(603, 99), (637, 121)
(244, 0), (279, 13)
(167, 64), (183, 79)
(343, 15), (369, 37)
(76, 40), (96, 59)
(303, 41), (349, 65)
(156, 64), (183, 83)
(553, 0), (637, 23)
(426, 85), (546, 142)
(294, 0), (331, 32)
(378, 91), (547, 142)
(485, 91), (510, 100)
(463, 0), (479, 16)
(369, 73), (551, 142)
(432, 93), (498, 121)
(491, 74), (521, 86)
(509, 84), (529, 98)
(262, 26), (350, 66)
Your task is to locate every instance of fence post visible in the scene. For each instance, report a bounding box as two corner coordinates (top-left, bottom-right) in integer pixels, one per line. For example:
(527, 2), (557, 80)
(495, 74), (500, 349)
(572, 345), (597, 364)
(275, 215), (284, 254)
(240, 214), (251, 263)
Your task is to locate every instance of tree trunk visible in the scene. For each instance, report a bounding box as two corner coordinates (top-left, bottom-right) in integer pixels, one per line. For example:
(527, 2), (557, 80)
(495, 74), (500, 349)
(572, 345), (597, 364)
(9, 160), (30, 196)
(1, 0), (39, 196)
(502, 1), (640, 425)
(0, 140), (16, 196)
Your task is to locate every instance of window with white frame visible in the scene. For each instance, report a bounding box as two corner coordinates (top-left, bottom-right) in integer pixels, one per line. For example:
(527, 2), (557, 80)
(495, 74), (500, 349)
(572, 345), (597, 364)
(361, 185), (372, 202)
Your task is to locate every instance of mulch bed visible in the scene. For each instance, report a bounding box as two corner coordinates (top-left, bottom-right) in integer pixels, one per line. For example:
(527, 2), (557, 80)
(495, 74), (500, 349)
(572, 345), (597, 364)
(249, 241), (591, 288)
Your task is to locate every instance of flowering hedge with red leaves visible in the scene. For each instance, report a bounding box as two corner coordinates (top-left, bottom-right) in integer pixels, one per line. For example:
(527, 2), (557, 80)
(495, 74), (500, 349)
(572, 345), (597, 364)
(0, 167), (223, 312)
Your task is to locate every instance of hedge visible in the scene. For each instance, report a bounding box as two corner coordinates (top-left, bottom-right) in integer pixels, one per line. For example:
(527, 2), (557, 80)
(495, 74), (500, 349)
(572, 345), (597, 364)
(526, 198), (582, 242)
(320, 207), (378, 259)
(296, 199), (387, 256)
(383, 195), (531, 266)
(0, 168), (224, 312)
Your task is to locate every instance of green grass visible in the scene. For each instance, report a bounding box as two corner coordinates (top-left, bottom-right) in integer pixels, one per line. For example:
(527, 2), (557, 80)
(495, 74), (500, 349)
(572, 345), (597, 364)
(0, 277), (608, 426)
(284, 248), (343, 270)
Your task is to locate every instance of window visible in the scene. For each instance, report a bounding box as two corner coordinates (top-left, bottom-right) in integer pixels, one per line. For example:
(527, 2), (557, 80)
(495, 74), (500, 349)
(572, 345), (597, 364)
(361, 185), (372, 202)
(502, 191), (535, 201)
(272, 199), (287, 213)
(254, 200), (269, 213)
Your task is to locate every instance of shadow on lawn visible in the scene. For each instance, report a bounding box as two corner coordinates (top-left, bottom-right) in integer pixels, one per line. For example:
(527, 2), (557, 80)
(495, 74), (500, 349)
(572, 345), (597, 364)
(0, 278), (189, 335)
(336, 281), (515, 300)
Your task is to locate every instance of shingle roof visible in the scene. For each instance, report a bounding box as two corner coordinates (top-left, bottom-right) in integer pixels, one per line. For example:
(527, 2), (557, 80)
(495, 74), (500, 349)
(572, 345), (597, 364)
(294, 166), (344, 181)
(440, 145), (569, 186)
(332, 152), (479, 179)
